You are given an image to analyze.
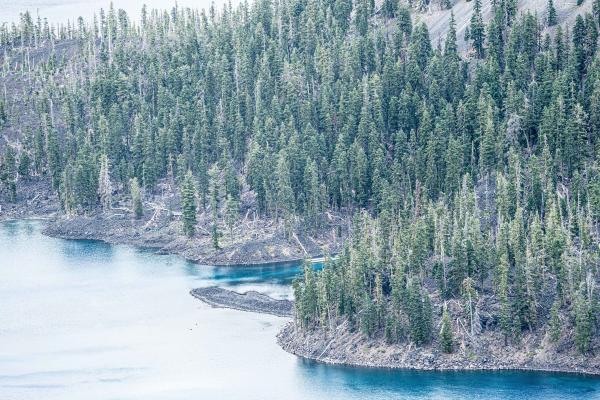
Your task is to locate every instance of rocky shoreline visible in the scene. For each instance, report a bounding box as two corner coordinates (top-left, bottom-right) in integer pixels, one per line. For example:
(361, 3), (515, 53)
(0, 178), (346, 266)
(42, 211), (341, 266)
(190, 286), (293, 317)
(276, 322), (600, 376)
(4, 213), (599, 376)
(0, 180), (59, 222)
(3, 186), (599, 376)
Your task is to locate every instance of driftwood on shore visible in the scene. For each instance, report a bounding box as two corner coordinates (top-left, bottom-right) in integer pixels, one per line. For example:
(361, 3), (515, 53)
(190, 286), (294, 317)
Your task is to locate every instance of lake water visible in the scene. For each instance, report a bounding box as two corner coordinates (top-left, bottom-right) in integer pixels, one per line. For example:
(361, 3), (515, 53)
(0, 219), (599, 400)
(1, 0), (239, 25)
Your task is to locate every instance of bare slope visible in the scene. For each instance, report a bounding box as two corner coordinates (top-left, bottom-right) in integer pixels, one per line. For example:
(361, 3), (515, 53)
(402, 0), (594, 52)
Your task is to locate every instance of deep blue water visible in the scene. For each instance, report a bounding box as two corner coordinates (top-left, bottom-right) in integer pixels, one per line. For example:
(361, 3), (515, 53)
(0, 219), (598, 400)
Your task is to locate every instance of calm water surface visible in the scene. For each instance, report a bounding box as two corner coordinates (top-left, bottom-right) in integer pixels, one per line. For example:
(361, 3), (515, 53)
(0, 220), (599, 400)
(1, 0), (238, 24)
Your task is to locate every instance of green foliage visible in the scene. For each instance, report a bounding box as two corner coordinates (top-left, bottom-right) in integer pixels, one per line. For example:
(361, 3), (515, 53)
(293, 261), (320, 328)
(548, 299), (562, 342)
(18, 152), (31, 180)
(98, 154), (112, 211)
(130, 177), (143, 219)
(462, 277), (478, 336)
(547, 0), (557, 26)
(470, 0), (485, 58)
(0, 98), (6, 128)
(440, 303), (454, 353)
(1, 0), (599, 355)
(383, 0), (398, 18)
(64, 140), (98, 211)
(46, 125), (62, 190)
(209, 165), (221, 249)
(406, 281), (433, 346)
(1, 147), (17, 202)
(181, 171), (197, 237)
(574, 287), (594, 353)
(224, 193), (239, 239)
(498, 248), (513, 345)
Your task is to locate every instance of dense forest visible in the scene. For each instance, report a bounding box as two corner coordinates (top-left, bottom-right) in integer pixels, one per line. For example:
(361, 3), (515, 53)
(1, 0), (599, 354)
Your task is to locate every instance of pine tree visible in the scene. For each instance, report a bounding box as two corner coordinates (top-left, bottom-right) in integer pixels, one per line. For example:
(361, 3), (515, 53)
(406, 280), (433, 345)
(98, 154), (112, 211)
(18, 152), (31, 180)
(440, 303), (454, 353)
(60, 165), (75, 215)
(445, 136), (463, 195)
(294, 261), (319, 328)
(383, 0), (398, 18)
(142, 127), (157, 189)
(130, 177), (143, 219)
(276, 151), (295, 230)
(547, 0), (557, 27)
(334, 0), (353, 32)
(72, 141), (97, 211)
(46, 125), (62, 190)
(470, 0), (485, 58)
(181, 171), (197, 237)
(355, 0), (370, 36)
(591, 157), (600, 220)
(304, 159), (323, 229)
(209, 165), (221, 249)
(548, 299), (562, 342)
(0, 98), (6, 128)
(498, 252), (512, 345)
(224, 193), (239, 240)
(574, 288), (592, 353)
(1, 147), (17, 202)
(479, 105), (496, 174)
(462, 277), (478, 336)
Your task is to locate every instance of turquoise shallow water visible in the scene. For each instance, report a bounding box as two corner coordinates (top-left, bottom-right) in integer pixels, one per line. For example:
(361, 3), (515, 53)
(0, 219), (598, 400)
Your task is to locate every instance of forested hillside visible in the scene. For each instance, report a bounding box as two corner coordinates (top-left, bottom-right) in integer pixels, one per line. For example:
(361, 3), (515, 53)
(286, 0), (600, 364)
(1, 0), (600, 366)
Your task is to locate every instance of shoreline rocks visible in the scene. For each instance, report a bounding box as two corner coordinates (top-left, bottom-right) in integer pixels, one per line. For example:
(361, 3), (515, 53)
(276, 322), (600, 376)
(40, 209), (343, 266)
(1, 177), (346, 266)
(4, 202), (599, 376)
(190, 286), (293, 317)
